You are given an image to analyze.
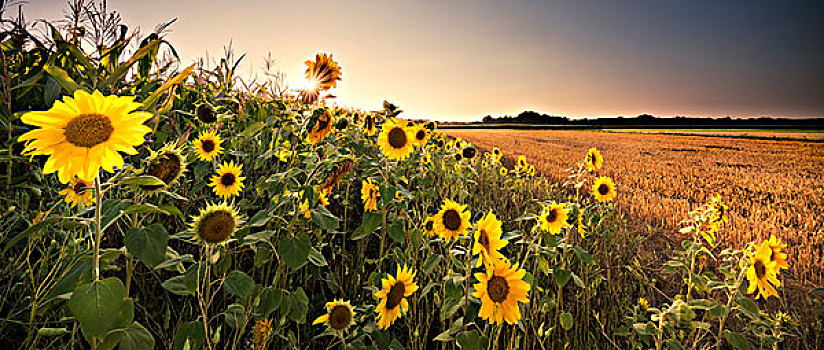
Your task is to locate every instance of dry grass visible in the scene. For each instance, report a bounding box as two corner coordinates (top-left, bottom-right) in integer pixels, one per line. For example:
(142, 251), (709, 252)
(446, 129), (824, 287)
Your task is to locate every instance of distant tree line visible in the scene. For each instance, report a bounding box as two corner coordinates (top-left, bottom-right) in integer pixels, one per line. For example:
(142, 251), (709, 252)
(478, 111), (824, 128)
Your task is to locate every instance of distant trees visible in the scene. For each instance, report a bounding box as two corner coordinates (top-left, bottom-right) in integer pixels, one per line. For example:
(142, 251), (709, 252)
(479, 112), (823, 128)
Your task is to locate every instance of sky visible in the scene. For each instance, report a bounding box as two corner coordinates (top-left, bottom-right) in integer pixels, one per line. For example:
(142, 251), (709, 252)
(16, 0), (824, 121)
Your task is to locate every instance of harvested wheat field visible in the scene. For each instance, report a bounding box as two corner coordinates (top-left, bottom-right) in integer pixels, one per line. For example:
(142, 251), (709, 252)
(447, 129), (824, 286)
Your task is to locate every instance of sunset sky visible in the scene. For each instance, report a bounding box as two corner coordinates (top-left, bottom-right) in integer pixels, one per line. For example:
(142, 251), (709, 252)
(21, 0), (824, 121)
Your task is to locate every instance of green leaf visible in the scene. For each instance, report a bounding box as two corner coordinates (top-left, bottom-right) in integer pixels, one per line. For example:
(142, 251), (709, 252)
(574, 245), (593, 265)
(456, 330), (489, 350)
(43, 65), (86, 94)
(67, 278), (134, 344)
(308, 247), (328, 267)
(388, 220), (405, 244)
(141, 64), (195, 110)
(248, 209), (271, 227)
(224, 270), (255, 297)
(124, 224), (169, 268)
(172, 321), (205, 350)
(287, 288), (309, 323)
(310, 205), (340, 231)
(432, 330), (452, 342)
(103, 39), (161, 87)
(123, 204), (170, 215)
(118, 322), (155, 350)
(257, 287), (284, 317)
(38, 328), (70, 337)
(559, 311), (574, 331)
(736, 297), (759, 317)
(224, 304), (246, 329)
(161, 276), (191, 296)
(278, 235), (312, 271)
(553, 268), (571, 288)
(352, 211), (382, 240)
(724, 331), (754, 350)
(121, 175), (165, 187)
(422, 254), (443, 275)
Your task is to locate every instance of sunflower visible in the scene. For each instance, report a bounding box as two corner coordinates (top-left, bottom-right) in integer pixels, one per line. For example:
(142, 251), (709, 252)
(528, 165), (536, 177)
(585, 147), (603, 171)
(192, 130), (223, 161)
(423, 216), (437, 236)
(473, 210), (509, 267)
(377, 119), (415, 160)
(423, 151), (432, 165)
(210, 160), (246, 199)
(765, 235), (789, 271)
(424, 121), (436, 130)
(453, 153), (462, 162)
(305, 53), (342, 91)
(196, 103), (217, 124)
(307, 110), (334, 144)
(516, 155), (528, 169)
(746, 241), (781, 300)
(374, 264), (418, 330)
(312, 299), (355, 333)
(576, 213), (587, 239)
(492, 147), (502, 161)
(18, 90), (152, 183)
(499, 167), (508, 176)
(708, 195), (729, 230)
(252, 319), (273, 350)
(361, 179), (380, 211)
(412, 126), (429, 146)
(137, 143), (187, 194)
(434, 199), (471, 243)
(592, 176), (617, 203)
(189, 202), (241, 245)
(59, 177), (95, 208)
(638, 298), (649, 310)
(300, 187), (329, 218)
(538, 203), (569, 235)
(472, 259), (530, 325)
(461, 146), (477, 160)
(363, 114), (377, 136)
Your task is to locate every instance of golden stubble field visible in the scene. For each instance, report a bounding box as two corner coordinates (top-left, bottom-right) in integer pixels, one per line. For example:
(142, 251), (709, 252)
(446, 129), (824, 287)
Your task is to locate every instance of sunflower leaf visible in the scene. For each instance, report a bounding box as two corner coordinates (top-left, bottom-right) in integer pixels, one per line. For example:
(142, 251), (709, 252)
(124, 224), (169, 268)
(278, 235), (312, 271)
(310, 206), (339, 231)
(223, 270), (255, 297)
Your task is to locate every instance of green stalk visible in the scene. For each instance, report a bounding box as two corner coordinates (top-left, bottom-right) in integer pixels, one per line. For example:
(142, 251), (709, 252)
(93, 175), (103, 281)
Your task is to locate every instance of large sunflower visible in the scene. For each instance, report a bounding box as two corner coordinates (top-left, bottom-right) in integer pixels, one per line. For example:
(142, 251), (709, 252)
(434, 199), (471, 243)
(210, 160), (246, 199)
(765, 235), (789, 271)
(361, 179), (380, 211)
(307, 111), (334, 144)
(585, 147), (603, 172)
(192, 130), (223, 161)
(746, 241), (781, 300)
(189, 202), (241, 245)
(473, 210), (509, 267)
(472, 259), (530, 325)
(59, 177), (94, 208)
(538, 203), (569, 235)
(137, 143), (187, 194)
(305, 53), (342, 91)
(377, 119), (415, 160)
(18, 90), (152, 183)
(312, 299), (355, 333)
(374, 264), (419, 330)
(592, 176), (617, 203)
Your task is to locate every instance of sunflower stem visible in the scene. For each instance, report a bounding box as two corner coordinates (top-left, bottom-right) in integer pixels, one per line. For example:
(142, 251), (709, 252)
(716, 261), (747, 349)
(93, 175), (103, 281)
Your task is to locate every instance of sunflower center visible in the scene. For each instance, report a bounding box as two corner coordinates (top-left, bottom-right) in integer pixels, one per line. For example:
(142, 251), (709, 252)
(425, 220), (434, 232)
(598, 184), (609, 195)
(388, 127), (407, 148)
(487, 275), (510, 303)
(220, 173), (236, 186)
(198, 210), (235, 244)
(197, 105), (217, 123)
(425, 122), (435, 130)
(201, 139), (215, 152)
(365, 117), (374, 130)
(73, 182), (88, 194)
(479, 229), (490, 251)
(329, 305), (352, 330)
(546, 209), (558, 223)
(316, 115), (330, 131)
(64, 114), (114, 148)
(754, 259), (766, 279)
(416, 130), (426, 141)
(443, 209), (461, 231)
(462, 147), (476, 159)
(140, 153), (182, 190)
(386, 282), (406, 310)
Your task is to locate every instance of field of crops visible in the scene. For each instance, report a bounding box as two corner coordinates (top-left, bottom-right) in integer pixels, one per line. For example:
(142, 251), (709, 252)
(2, 4), (823, 350)
(446, 129), (824, 286)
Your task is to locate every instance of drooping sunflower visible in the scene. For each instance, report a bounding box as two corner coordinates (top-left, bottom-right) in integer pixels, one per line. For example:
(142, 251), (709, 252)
(765, 235), (789, 271)
(374, 265), (419, 330)
(423, 216), (437, 236)
(18, 90), (153, 183)
(412, 126), (429, 146)
(592, 176), (617, 203)
(192, 130), (223, 161)
(305, 53), (342, 91)
(746, 241), (781, 300)
(137, 143), (187, 194)
(189, 202), (241, 245)
(473, 210), (509, 267)
(252, 319), (273, 350)
(312, 299), (355, 333)
(361, 179), (380, 211)
(585, 147), (603, 172)
(59, 177), (95, 208)
(434, 199), (471, 243)
(472, 259), (530, 325)
(210, 160), (246, 199)
(538, 203), (569, 234)
(491, 147), (502, 161)
(377, 119), (415, 160)
(196, 103), (218, 124)
(461, 146), (477, 160)
(363, 114), (377, 136)
(307, 110), (334, 144)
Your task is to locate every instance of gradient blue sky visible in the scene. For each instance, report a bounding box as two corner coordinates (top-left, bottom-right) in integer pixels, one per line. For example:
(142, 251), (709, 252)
(20, 0), (824, 121)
